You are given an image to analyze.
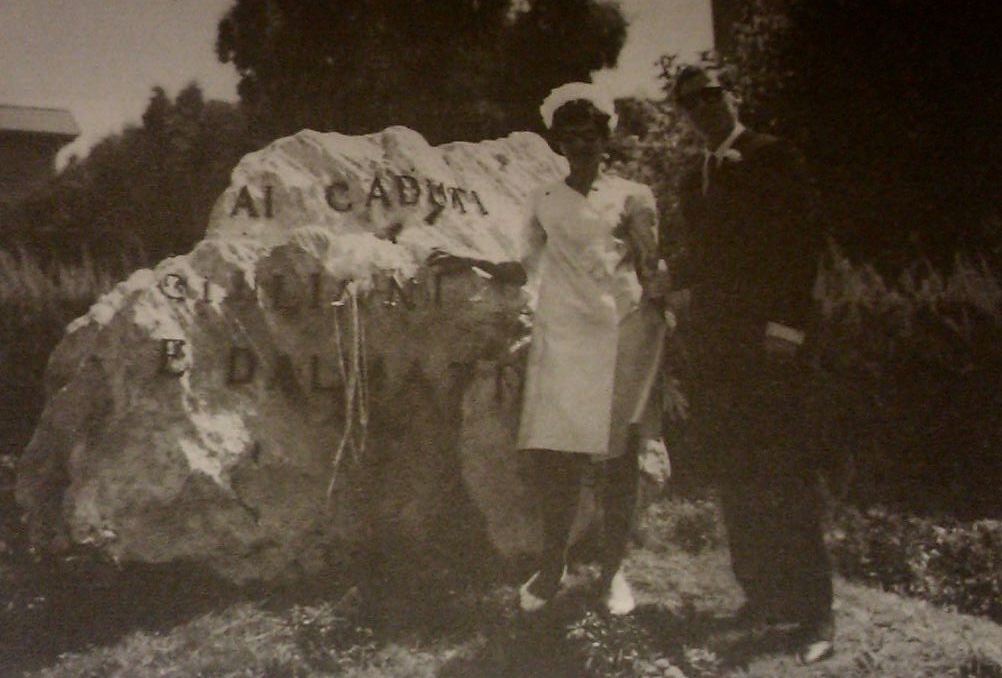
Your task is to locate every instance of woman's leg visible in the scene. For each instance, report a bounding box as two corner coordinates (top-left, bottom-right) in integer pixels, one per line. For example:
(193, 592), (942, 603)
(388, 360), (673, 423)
(599, 430), (640, 590)
(526, 449), (585, 601)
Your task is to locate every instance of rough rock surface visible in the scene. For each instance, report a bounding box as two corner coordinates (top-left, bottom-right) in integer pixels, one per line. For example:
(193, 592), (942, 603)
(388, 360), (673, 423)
(16, 127), (570, 584)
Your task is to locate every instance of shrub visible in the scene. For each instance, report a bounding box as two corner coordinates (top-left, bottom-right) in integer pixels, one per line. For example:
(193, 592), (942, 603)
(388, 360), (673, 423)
(287, 600), (377, 673)
(565, 610), (692, 678)
(807, 244), (1002, 514)
(830, 505), (1002, 623)
(640, 495), (724, 556)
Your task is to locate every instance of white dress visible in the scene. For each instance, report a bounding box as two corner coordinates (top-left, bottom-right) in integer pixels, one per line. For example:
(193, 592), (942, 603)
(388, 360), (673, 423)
(517, 173), (664, 459)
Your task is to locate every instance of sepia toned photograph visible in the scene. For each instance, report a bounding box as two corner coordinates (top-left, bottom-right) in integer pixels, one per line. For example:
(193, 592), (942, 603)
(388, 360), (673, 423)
(2, 1), (1001, 675)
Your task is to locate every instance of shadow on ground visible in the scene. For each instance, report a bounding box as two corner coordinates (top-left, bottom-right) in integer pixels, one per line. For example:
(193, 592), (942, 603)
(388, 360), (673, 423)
(433, 572), (809, 678)
(0, 552), (242, 676)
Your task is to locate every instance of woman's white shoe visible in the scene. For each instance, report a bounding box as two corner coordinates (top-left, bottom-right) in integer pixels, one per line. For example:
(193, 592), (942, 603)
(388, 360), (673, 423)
(604, 571), (636, 616)
(518, 572), (549, 612)
(518, 567), (570, 613)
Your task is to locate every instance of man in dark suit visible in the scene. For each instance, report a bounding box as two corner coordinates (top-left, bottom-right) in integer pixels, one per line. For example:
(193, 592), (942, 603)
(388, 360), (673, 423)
(671, 63), (835, 665)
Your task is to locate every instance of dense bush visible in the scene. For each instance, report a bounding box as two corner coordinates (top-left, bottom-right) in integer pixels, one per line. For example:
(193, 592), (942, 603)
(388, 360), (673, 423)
(640, 495), (724, 556)
(830, 505), (1002, 624)
(723, 0), (1002, 265)
(808, 243), (1002, 516)
(647, 495), (1002, 627)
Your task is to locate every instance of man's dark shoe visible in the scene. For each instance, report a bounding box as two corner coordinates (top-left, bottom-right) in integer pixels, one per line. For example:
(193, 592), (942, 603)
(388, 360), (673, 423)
(730, 600), (796, 629)
(731, 600), (767, 627)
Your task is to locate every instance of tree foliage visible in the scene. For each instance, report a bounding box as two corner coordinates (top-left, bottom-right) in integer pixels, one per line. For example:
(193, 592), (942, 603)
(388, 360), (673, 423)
(605, 96), (696, 260)
(0, 84), (253, 265)
(215, 0), (628, 144)
(677, 0), (1002, 268)
(1, 2), (627, 267)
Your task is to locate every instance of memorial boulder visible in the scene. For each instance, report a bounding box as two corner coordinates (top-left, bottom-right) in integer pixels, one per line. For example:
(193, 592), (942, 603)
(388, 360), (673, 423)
(16, 127), (571, 584)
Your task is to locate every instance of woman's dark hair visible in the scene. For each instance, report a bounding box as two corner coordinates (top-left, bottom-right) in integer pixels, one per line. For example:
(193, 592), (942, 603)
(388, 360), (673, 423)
(550, 99), (612, 136)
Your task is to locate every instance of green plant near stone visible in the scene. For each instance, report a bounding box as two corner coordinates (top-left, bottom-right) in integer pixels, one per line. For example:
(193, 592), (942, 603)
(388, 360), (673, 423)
(643, 495), (724, 556)
(287, 601), (378, 673)
(566, 610), (693, 678)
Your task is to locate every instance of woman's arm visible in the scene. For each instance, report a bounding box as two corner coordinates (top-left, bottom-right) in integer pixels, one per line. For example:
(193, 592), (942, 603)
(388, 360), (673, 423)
(519, 214), (546, 284)
(622, 186), (667, 305)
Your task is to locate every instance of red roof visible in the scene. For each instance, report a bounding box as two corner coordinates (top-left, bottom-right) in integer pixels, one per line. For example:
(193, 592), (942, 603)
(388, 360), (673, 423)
(0, 104), (80, 139)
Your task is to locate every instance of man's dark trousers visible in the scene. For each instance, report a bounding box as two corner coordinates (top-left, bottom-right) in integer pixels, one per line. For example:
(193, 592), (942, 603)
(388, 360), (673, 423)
(690, 337), (833, 625)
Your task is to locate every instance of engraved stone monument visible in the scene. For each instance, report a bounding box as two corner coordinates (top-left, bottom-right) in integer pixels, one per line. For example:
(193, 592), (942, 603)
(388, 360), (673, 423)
(16, 126), (569, 583)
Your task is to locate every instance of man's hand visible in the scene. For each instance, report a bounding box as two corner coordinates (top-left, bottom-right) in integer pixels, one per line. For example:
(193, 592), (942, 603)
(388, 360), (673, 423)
(427, 249), (527, 286)
(641, 259), (671, 304)
(665, 288), (691, 314)
(427, 249), (474, 274)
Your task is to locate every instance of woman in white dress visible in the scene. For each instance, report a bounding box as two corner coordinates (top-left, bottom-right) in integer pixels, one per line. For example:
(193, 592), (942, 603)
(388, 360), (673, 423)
(517, 83), (666, 615)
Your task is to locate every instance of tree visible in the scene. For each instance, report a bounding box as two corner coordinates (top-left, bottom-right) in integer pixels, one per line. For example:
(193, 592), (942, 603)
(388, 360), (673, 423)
(685, 0), (1002, 267)
(215, 0), (628, 144)
(0, 85), (253, 265)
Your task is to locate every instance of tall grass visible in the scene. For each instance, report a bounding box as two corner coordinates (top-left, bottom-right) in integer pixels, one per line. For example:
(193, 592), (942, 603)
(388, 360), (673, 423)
(815, 242), (1002, 373)
(2, 240), (1000, 458)
(0, 248), (125, 454)
(0, 248), (120, 313)
(807, 242), (1002, 518)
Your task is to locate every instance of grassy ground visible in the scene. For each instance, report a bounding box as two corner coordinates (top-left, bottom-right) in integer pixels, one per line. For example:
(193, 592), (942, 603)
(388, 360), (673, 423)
(2, 248), (1001, 676)
(3, 497), (1002, 678)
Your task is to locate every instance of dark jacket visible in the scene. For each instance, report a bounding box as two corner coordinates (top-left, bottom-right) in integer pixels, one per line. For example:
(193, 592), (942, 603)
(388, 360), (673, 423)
(678, 129), (823, 353)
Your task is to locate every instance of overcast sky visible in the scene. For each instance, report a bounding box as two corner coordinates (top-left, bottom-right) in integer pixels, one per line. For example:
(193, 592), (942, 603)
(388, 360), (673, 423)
(0, 0), (712, 166)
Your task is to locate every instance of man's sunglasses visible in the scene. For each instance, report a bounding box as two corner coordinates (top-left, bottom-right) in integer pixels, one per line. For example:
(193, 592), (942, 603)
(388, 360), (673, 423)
(677, 86), (724, 111)
(556, 129), (603, 144)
